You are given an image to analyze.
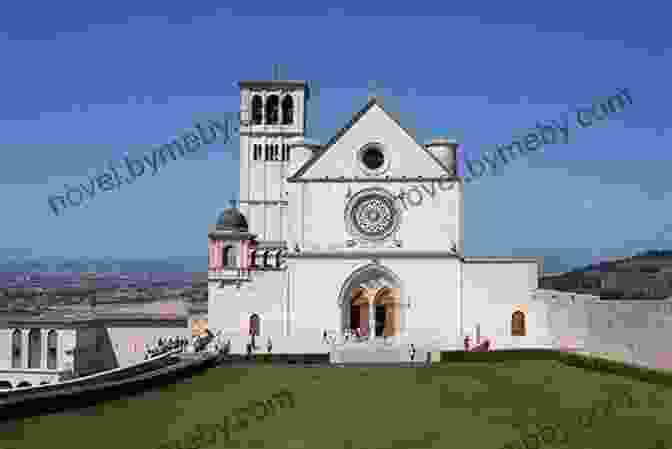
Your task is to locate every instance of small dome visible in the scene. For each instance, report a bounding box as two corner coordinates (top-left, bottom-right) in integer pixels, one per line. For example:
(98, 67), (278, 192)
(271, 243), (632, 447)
(216, 208), (248, 231)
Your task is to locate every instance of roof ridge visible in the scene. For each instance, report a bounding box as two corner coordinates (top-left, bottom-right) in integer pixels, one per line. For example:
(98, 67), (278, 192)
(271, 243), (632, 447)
(288, 97), (455, 181)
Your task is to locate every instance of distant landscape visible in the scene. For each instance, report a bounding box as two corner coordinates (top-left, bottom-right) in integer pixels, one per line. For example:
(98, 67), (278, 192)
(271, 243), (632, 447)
(0, 256), (207, 311)
(1, 250), (671, 305)
(0, 256), (204, 289)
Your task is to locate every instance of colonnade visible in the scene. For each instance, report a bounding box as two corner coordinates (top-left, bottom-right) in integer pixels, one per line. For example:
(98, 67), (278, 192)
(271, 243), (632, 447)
(349, 287), (401, 338)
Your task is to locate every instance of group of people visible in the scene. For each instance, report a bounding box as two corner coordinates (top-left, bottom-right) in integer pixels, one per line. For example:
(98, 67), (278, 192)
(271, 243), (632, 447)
(143, 333), (215, 359)
(340, 328), (369, 343)
(144, 336), (189, 359)
(463, 335), (490, 352)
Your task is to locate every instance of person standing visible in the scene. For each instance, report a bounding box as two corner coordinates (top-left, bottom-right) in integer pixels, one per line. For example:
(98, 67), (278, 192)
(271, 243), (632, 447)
(409, 344), (416, 362)
(267, 337), (273, 353)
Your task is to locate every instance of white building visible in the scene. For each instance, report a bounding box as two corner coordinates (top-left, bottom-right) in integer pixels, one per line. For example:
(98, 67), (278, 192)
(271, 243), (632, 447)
(0, 302), (193, 388)
(207, 79), (551, 355)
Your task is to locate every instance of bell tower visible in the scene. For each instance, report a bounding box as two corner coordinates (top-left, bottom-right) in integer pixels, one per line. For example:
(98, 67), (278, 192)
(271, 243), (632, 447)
(238, 69), (308, 245)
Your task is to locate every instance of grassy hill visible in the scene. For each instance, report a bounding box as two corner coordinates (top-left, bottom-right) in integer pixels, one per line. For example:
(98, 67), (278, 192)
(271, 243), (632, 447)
(1, 360), (671, 449)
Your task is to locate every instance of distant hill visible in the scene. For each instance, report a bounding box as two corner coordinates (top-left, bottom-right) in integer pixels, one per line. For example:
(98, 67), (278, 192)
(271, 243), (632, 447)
(569, 250), (672, 273)
(0, 257), (206, 289)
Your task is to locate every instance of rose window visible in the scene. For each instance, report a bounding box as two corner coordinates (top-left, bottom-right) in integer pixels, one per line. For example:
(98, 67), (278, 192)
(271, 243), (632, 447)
(346, 190), (400, 241)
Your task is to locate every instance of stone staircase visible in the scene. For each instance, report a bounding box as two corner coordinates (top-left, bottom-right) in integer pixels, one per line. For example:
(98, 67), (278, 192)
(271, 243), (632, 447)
(330, 339), (429, 365)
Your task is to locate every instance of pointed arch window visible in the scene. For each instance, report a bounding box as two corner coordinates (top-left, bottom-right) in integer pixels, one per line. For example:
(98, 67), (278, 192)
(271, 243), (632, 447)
(265, 95), (279, 124)
(282, 95), (294, 124)
(11, 329), (21, 368)
(511, 311), (526, 336)
(251, 95), (263, 125)
(28, 329), (41, 368)
(47, 330), (58, 369)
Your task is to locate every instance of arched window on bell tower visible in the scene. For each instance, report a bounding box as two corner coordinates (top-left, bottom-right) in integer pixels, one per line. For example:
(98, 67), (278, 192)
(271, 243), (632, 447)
(265, 95), (279, 124)
(223, 245), (237, 267)
(251, 95), (263, 125)
(253, 144), (262, 161)
(282, 95), (294, 124)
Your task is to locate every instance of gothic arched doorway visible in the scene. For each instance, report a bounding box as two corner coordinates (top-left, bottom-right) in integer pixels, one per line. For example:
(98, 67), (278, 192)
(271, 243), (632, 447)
(338, 264), (405, 340)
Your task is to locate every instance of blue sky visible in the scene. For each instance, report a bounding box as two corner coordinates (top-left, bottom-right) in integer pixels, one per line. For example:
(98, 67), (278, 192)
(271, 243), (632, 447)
(0, 2), (670, 273)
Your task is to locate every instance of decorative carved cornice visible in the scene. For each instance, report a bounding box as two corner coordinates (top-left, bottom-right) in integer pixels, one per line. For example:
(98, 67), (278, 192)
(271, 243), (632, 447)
(288, 177), (463, 183)
(285, 251), (461, 259)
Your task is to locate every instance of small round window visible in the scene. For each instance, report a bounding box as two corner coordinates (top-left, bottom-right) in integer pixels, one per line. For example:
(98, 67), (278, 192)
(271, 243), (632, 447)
(358, 144), (388, 175)
(362, 147), (384, 170)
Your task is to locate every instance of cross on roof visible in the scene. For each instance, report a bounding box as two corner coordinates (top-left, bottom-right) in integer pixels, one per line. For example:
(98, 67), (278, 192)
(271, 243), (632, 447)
(368, 80), (379, 100)
(272, 64), (287, 81)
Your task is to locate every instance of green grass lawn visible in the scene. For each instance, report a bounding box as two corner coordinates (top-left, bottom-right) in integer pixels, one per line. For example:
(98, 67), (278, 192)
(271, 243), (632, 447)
(1, 361), (671, 449)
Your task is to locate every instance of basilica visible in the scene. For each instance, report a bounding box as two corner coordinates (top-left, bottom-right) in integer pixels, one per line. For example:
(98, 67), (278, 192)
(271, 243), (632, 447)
(207, 79), (554, 354)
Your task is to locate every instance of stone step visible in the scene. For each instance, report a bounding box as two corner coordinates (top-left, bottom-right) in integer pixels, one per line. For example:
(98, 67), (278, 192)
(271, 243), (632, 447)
(331, 345), (428, 364)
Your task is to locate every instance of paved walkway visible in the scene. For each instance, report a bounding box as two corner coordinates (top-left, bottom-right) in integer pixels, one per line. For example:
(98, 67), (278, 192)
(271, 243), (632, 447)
(331, 340), (429, 364)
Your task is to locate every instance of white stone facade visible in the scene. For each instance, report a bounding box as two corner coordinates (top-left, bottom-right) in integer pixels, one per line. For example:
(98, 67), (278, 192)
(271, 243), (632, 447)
(206, 80), (672, 369)
(208, 80), (548, 354)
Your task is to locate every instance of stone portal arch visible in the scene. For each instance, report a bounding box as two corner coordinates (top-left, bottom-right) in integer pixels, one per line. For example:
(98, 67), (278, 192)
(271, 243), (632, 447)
(338, 263), (406, 339)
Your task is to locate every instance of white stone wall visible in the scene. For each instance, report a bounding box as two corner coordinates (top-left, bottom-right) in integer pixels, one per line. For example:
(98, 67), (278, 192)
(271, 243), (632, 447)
(390, 259), (460, 343)
(288, 181), (460, 253)
(208, 270), (287, 340)
(286, 258), (461, 346)
(463, 262), (542, 343)
(532, 291), (672, 370)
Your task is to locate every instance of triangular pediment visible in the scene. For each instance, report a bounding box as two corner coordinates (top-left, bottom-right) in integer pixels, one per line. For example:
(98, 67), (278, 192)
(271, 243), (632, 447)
(288, 98), (451, 181)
